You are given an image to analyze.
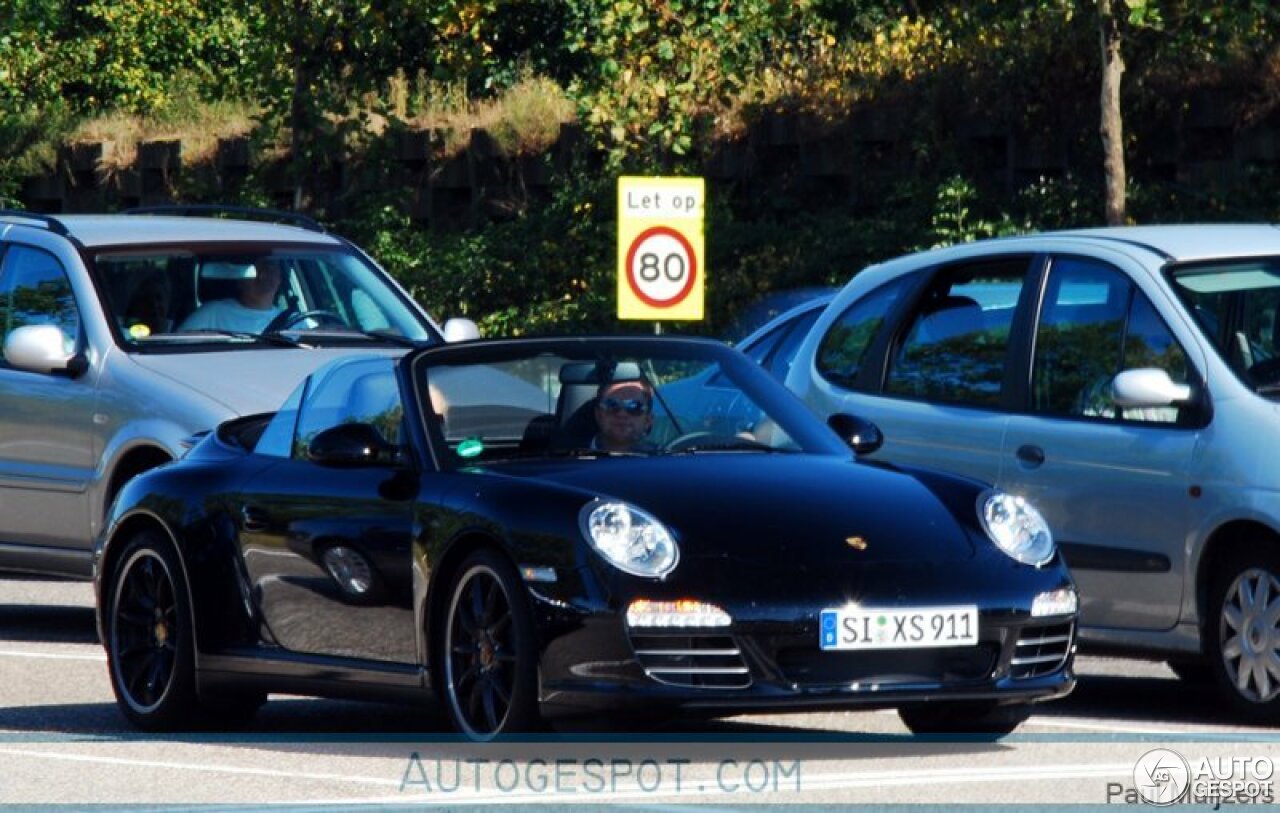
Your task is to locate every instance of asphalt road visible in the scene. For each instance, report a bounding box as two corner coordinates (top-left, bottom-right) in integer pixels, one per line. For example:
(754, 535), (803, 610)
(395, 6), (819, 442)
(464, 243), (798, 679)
(2, 576), (1277, 806)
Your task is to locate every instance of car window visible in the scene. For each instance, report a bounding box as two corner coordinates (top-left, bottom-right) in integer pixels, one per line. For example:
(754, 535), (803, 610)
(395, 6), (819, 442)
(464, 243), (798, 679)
(0, 244), (80, 354)
(764, 306), (824, 380)
(740, 319), (791, 365)
(1032, 258), (1129, 416)
(427, 361), (556, 442)
(93, 247), (430, 348)
(884, 259), (1027, 406)
(1033, 256), (1188, 423)
(415, 343), (846, 463)
(815, 276), (909, 390)
(710, 303), (823, 389)
(1170, 261), (1280, 392)
(292, 358), (403, 459)
(254, 383), (306, 458)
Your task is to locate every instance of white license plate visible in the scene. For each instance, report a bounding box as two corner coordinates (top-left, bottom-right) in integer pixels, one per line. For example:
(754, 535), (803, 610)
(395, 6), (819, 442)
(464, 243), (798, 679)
(819, 605), (978, 650)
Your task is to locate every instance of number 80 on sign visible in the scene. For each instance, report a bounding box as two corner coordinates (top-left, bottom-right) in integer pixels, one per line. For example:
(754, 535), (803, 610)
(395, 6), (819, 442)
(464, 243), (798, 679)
(625, 226), (698, 309)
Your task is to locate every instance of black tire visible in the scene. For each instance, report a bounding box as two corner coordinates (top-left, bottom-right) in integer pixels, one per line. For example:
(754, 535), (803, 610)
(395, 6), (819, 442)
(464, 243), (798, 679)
(898, 702), (1031, 736)
(105, 530), (201, 731)
(437, 549), (540, 738)
(1207, 548), (1280, 723)
(1167, 658), (1214, 685)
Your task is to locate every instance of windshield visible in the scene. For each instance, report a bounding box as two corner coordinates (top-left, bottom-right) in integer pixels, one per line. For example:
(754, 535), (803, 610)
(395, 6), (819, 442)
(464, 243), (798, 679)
(414, 339), (851, 464)
(93, 245), (436, 349)
(1169, 260), (1280, 393)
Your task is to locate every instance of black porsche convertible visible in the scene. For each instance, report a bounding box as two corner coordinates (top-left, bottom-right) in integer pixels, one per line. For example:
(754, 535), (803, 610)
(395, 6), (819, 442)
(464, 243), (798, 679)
(93, 336), (1076, 738)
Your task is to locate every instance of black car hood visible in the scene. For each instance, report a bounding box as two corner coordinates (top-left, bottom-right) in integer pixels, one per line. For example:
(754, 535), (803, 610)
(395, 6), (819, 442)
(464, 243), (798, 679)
(475, 454), (976, 564)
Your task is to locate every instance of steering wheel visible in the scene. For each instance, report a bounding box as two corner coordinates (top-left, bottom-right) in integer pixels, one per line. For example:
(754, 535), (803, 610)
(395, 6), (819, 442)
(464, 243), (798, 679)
(663, 431), (716, 452)
(264, 309), (344, 333)
(667, 430), (759, 453)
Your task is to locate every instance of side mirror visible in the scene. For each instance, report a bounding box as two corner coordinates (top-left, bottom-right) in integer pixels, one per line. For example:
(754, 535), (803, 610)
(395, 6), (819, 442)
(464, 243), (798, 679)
(4, 324), (86, 377)
(1111, 368), (1192, 408)
(827, 413), (883, 455)
(308, 423), (400, 467)
(442, 317), (480, 343)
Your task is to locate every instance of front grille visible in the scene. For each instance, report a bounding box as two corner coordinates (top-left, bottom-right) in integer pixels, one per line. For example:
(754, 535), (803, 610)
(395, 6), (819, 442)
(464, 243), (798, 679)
(630, 634), (752, 689)
(1010, 622), (1074, 679)
(775, 644), (999, 687)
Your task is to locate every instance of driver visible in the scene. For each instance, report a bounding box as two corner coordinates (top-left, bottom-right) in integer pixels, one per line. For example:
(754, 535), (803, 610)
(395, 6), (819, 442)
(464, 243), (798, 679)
(592, 378), (656, 453)
(179, 259), (283, 333)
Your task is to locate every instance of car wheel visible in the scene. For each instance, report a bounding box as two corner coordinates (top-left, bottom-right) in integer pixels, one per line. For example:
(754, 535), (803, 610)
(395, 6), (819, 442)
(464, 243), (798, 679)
(438, 549), (540, 738)
(897, 702), (1031, 736)
(1208, 549), (1280, 722)
(320, 544), (385, 604)
(105, 531), (200, 731)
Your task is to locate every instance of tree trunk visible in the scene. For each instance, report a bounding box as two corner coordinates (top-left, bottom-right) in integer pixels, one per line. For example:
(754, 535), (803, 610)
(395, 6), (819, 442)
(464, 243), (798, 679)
(1099, 0), (1126, 225)
(290, 0), (312, 212)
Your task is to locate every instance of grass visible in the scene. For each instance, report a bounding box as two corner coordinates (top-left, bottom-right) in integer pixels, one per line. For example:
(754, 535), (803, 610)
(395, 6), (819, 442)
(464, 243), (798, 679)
(62, 70), (576, 176)
(388, 71), (576, 157)
(70, 95), (258, 173)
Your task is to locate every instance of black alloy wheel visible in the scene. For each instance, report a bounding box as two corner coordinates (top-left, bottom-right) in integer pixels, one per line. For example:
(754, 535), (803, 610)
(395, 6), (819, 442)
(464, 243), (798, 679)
(439, 549), (539, 738)
(1208, 548), (1280, 722)
(106, 531), (199, 730)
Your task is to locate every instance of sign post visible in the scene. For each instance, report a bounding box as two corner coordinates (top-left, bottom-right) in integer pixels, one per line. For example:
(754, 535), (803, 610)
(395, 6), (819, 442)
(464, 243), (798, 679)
(617, 177), (705, 321)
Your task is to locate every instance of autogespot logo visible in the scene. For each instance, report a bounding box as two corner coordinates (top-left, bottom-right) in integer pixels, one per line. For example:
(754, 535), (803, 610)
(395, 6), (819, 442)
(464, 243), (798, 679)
(1132, 748), (1190, 805)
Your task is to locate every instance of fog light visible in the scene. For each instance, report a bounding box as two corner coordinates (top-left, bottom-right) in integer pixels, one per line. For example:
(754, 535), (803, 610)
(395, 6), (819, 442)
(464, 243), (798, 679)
(626, 599), (731, 628)
(1032, 587), (1078, 618)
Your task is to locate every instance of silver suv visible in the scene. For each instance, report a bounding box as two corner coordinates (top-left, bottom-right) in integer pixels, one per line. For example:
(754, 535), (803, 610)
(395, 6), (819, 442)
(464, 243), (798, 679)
(787, 224), (1280, 721)
(0, 207), (476, 580)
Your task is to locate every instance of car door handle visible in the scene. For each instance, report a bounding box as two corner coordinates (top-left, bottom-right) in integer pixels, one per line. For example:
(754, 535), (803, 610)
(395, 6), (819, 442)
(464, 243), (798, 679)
(1015, 444), (1045, 467)
(241, 506), (269, 533)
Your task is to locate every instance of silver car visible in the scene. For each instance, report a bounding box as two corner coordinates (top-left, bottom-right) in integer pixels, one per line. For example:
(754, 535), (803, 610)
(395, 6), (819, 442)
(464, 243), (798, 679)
(786, 224), (1280, 721)
(0, 207), (476, 580)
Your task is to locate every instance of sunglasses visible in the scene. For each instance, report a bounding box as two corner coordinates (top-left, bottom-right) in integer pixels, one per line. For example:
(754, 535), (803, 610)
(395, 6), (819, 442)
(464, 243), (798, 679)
(598, 397), (651, 416)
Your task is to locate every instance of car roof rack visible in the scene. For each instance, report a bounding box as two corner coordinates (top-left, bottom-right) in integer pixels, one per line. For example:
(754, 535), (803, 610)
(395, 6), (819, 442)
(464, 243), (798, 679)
(124, 204), (327, 234)
(0, 209), (71, 236)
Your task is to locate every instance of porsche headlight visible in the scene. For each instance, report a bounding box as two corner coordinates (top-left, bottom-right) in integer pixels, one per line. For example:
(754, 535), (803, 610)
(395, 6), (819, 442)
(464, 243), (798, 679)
(580, 501), (679, 579)
(979, 491), (1055, 567)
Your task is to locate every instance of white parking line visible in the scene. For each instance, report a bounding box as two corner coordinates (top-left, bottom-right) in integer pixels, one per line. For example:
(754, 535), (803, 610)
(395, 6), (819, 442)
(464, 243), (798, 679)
(0, 742), (1133, 804)
(0, 649), (105, 662)
(0, 746), (399, 787)
(1027, 717), (1240, 735)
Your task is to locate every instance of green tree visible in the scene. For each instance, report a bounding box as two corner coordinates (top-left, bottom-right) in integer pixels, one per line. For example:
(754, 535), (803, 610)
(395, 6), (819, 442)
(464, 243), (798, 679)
(562, 0), (831, 167)
(1094, 0), (1278, 223)
(0, 0), (255, 116)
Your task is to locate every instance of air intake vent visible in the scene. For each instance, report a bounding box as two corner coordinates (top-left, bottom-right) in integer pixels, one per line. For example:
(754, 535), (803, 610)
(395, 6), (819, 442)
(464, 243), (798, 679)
(776, 644), (998, 686)
(1011, 622), (1074, 679)
(630, 634), (751, 689)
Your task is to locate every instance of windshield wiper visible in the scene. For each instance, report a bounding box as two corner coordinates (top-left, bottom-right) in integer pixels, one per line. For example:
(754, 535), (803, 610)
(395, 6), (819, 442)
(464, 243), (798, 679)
(271, 326), (420, 347)
(169, 329), (304, 348)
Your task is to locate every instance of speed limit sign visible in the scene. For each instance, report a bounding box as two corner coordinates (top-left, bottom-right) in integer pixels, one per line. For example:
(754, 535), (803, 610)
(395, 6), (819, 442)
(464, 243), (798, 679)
(617, 177), (704, 320)
(625, 226), (697, 307)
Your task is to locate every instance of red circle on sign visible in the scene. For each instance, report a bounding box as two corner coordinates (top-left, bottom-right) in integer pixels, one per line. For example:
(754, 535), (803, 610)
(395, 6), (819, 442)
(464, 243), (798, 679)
(625, 226), (698, 308)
